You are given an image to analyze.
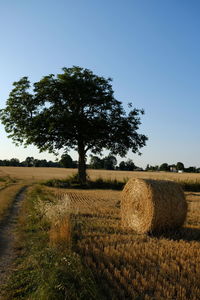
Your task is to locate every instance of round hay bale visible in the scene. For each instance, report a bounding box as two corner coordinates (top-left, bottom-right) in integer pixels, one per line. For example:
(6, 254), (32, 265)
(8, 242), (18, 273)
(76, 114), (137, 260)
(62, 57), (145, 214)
(121, 178), (187, 233)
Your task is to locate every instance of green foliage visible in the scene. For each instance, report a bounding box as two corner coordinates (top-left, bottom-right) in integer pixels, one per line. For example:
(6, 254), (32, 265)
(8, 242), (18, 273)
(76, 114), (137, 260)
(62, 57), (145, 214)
(119, 159), (136, 171)
(185, 166), (197, 173)
(59, 152), (77, 168)
(0, 157), (61, 167)
(89, 155), (104, 169)
(159, 163), (170, 171)
(103, 155), (117, 170)
(0, 66), (147, 184)
(176, 162), (184, 171)
(89, 154), (117, 170)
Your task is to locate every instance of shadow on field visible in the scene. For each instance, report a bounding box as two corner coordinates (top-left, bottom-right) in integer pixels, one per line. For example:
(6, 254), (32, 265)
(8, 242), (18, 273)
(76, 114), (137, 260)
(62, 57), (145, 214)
(187, 192), (200, 197)
(150, 227), (200, 242)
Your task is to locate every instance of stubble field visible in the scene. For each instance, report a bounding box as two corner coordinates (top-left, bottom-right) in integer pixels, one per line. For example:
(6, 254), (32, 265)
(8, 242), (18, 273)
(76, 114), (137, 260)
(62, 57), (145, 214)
(48, 186), (200, 300)
(1, 166), (200, 182)
(0, 166), (200, 299)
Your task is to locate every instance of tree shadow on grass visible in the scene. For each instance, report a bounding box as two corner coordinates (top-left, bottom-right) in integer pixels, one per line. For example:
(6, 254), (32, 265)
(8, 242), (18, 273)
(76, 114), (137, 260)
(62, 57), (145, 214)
(44, 175), (125, 190)
(150, 227), (200, 242)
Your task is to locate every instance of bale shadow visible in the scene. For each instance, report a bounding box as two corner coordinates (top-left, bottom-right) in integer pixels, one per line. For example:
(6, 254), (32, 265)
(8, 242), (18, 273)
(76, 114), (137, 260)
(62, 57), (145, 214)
(149, 227), (200, 242)
(187, 192), (200, 197)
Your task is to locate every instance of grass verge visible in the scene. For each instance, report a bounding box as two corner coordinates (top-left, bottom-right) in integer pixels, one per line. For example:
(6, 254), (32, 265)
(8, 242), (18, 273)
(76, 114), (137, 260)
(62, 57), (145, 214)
(44, 173), (200, 192)
(44, 173), (126, 190)
(3, 185), (104, 300)
(0, 184), (24, 222)
(0, 175), (17, 190)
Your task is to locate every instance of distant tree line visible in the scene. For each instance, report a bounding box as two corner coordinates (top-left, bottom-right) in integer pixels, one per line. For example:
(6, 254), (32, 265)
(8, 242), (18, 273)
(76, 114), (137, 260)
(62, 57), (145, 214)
(89, 155), (117, 170)
(146, 162), (200, 173)
(1, 155), (199, 173)
(89, 155), (139, 171)
(0, 154), (77, 168)
(0, 154), (138, 171)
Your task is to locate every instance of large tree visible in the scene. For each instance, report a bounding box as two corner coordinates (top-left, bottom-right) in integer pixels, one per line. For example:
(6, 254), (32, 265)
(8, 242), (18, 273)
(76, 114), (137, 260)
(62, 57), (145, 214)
(0, 66), (147, 184)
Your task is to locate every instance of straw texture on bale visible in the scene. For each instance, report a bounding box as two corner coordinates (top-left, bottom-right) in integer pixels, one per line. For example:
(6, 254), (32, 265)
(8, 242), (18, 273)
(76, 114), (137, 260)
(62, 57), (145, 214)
(121, 178), (187, 233)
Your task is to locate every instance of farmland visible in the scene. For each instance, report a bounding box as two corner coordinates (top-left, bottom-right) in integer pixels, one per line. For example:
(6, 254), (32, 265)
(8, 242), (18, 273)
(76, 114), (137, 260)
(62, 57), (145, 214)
(51, 187), (200, 300)
(0, 167), (200, 299)
(1, 166), (200, 182)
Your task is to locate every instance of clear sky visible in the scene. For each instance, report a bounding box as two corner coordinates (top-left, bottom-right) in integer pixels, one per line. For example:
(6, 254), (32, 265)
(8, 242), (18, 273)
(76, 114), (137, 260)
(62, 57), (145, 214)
(0, 0), (200, 168)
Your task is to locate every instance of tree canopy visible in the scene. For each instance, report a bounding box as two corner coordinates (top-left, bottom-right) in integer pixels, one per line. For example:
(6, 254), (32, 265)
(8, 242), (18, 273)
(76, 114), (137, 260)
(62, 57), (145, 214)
(90, 154), (117, 170)
(119, 159), (136, 171)
(159, 163), (169, 171)
(176, 162), (184, 171)
(0, 66), (148, 184)
(60, 152), (77, 168)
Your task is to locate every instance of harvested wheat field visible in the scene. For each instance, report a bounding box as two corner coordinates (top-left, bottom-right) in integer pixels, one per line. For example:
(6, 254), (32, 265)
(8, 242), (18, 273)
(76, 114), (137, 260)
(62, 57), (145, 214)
(46, 186), (200, 300)
(1, 166), (200, 183)
(1, 168), (200, 298)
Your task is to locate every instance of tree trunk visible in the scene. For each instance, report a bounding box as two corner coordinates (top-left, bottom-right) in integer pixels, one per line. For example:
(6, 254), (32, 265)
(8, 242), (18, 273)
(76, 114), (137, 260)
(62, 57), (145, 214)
(78, 141), (87, 185)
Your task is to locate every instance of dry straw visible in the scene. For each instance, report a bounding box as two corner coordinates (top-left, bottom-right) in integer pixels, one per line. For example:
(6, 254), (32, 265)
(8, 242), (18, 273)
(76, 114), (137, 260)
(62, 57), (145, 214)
(121, 178), (188, 233)
(37, 194), (72, 247)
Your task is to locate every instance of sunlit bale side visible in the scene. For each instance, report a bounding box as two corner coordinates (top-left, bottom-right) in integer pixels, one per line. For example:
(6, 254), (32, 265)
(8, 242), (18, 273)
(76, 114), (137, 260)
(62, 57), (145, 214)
(121, 178), (188, 233)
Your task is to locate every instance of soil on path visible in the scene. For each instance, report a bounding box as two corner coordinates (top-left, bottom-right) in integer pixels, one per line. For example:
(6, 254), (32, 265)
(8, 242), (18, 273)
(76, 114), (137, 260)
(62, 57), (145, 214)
(0, 186), (27, 298)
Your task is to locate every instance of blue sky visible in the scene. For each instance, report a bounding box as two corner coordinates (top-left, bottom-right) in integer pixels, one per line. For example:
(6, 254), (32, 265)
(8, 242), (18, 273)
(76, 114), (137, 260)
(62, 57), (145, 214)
(0, 0), (200, 168)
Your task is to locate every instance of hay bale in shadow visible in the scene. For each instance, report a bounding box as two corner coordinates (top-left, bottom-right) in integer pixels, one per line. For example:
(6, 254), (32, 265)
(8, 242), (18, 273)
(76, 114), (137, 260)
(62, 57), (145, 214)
(121, 178), (187, 233)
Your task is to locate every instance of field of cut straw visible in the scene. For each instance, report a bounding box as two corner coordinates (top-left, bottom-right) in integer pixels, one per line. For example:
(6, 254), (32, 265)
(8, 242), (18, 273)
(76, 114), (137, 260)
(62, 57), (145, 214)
(45, 186), (200, 300)
(1, 167), (200, 299)
(1, 166), (200, 183)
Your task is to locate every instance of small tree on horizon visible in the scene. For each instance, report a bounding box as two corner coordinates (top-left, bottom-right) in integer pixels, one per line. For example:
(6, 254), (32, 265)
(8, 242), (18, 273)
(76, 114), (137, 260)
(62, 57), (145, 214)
(176, 162), (185, 171)
(159, 163), (169, 172)
(59, 152), (76, 168)
(103, 155), (117, 170)
(119, 159), (136, 171)
(0, 66), (148, 184)
(89, 155), (104, 169)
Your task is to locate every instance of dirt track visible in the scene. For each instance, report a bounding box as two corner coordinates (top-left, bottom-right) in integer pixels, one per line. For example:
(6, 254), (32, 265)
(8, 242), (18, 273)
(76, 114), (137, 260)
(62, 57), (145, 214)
(0, 186), (27, 298)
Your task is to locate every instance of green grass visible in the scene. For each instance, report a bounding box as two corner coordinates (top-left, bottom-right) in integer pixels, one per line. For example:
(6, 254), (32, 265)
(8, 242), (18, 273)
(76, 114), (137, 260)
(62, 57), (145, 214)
(44, 173), (200, 192)
(44, 173), (126, 190)
(0, 184), (25, 222)
(3, 185), (104, 300)
(0, 175), (17, 188)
